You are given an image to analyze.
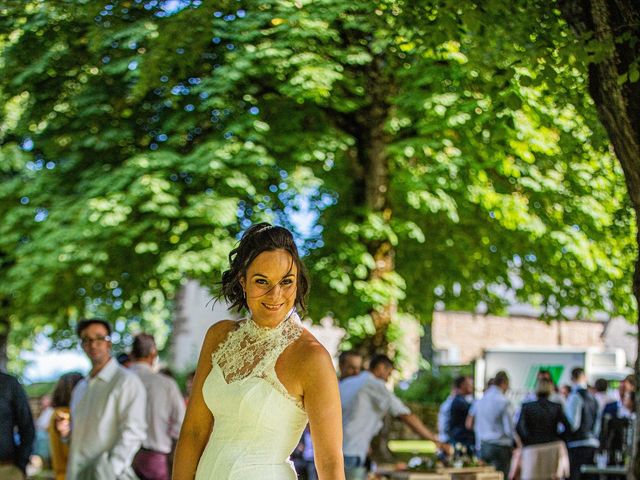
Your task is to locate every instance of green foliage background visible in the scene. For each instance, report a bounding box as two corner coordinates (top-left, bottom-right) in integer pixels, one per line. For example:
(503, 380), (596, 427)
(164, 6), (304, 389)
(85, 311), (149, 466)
(0, 0), (636, 367)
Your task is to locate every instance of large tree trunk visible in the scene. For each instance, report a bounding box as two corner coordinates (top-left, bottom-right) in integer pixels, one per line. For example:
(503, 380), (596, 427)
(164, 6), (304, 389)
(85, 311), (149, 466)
(420, 311), (436, 370)
(349, 57), (397, 357)
(352, 129), (395, 356)
(559, 1), (640, 477)
(366, 115), (394, 355)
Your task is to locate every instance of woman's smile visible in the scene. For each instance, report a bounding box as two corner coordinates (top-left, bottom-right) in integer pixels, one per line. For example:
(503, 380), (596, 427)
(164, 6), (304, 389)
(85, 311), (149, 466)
(262, 302), (284, 311)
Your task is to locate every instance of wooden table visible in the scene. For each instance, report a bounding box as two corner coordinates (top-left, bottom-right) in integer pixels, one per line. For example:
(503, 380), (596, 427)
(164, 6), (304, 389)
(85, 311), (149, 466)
(384, 466), (502, 480)
(437, 466), (502, 480)
(383, 472), (449, 480)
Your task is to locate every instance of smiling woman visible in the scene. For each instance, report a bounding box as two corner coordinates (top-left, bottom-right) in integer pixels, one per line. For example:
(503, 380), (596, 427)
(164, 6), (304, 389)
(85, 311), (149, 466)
(173, 223), (345, 480)
(241, 249), (299, 328)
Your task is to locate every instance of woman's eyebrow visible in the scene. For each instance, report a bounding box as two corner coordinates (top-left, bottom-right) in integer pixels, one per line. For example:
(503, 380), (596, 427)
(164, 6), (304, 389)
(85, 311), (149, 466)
(250, 272), (296, 279)
(251, 271), (296, 278)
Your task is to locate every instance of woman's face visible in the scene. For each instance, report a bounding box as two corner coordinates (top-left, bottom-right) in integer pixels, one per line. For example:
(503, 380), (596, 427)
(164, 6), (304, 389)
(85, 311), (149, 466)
(242, 249), (298, 326)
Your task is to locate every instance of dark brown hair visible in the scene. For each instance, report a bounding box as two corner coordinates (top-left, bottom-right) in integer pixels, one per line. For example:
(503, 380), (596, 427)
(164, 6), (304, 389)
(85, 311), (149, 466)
(494, 370), (509, 387)
(338, 350), (362, 368)
(76, 318), (111, 337)
(369, 354), (394, 371)
(219, 223), (310, 313)
(52, 372), (84, 408)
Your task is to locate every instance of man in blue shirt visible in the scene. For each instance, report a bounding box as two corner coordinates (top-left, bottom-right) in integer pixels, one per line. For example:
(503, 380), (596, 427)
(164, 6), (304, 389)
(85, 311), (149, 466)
(468, 371), (514, 478)
(0, 372), (35, 480)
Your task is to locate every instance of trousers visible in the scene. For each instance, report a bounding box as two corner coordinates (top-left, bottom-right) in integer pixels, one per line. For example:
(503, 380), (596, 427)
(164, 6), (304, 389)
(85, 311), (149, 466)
(132, 449), (170, 480)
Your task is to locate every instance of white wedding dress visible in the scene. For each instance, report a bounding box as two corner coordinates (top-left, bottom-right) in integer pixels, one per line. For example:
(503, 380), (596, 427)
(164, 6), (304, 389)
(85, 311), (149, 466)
(194, 310), (308, 479)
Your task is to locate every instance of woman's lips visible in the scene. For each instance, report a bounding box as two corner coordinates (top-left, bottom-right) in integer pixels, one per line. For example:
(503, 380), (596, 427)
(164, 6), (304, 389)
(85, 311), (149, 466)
(262, 302), (283, 311)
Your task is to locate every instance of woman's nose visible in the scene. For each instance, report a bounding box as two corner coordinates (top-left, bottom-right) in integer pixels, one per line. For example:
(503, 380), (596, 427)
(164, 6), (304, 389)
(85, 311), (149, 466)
(266, 283), (283, 297)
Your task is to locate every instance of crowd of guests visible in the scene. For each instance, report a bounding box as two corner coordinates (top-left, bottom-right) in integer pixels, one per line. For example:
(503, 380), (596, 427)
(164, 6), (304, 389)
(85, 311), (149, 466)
(439, 368), (636, 480)
(295, 350), (445, 480)
(1, 319), (187, 480)
(1, 323), (637, 480)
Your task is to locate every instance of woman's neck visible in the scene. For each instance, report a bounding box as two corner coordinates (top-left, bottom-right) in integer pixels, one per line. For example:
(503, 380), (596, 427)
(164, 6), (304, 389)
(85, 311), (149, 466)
(250, 308), (296, 329)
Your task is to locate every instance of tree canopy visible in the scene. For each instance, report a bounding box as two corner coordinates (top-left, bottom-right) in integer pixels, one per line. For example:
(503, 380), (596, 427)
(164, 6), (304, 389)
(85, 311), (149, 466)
(0, 0), (635, 366)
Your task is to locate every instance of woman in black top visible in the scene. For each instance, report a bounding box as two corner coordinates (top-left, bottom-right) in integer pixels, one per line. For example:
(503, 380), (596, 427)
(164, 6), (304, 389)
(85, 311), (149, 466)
(517, 378), (571, 446)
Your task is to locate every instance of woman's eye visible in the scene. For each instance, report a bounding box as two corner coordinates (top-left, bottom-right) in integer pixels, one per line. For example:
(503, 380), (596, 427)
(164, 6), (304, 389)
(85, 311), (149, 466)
(281, 279), (294, 286)
(255, 279), (268, 285)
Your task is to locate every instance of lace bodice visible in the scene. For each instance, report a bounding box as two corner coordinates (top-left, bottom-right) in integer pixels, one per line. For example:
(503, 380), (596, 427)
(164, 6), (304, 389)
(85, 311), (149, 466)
(211, 308), (304, 410)
(195, 308), (308, 479)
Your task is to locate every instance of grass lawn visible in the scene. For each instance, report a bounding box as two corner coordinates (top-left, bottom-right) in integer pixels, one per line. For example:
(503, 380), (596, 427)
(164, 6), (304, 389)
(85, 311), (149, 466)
(388, 439), (437, 455)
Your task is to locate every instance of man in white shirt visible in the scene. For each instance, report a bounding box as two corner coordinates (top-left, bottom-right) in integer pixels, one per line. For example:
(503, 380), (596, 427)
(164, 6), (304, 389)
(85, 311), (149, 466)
(130, 333), (185, 480)
(340, 354), (445, 478)
(66, 319), (147, 480)
(468, 371), (514, 478)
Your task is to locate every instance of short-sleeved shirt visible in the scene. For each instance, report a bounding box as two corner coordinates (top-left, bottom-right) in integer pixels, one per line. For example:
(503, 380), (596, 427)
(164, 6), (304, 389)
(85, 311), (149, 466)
(340, 371), (411, 462)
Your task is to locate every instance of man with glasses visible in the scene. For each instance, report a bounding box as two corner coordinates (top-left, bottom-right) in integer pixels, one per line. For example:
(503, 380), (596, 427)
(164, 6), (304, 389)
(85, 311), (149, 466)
(65, 319), (147, 479)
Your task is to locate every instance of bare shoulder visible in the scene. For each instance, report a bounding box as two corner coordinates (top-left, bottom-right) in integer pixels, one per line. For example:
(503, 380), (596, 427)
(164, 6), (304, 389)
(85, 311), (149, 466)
(290, 329), (335, 379)
(202, 320), (238, 353)
(206, 319), (238, 336)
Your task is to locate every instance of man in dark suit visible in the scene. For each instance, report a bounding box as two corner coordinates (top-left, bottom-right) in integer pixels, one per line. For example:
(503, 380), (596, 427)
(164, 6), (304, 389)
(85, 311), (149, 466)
(448, 375), (475, 453)
(0, 372), (35, 480)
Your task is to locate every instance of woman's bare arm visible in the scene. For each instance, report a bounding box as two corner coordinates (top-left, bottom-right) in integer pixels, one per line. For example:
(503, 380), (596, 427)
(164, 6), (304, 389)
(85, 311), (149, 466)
(172, 321), (235, 479)
(301, 341), (345, 480)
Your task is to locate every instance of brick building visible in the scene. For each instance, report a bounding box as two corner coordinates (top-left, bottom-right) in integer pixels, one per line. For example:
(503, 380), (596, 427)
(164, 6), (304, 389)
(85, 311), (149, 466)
(432, 310), (608, 365)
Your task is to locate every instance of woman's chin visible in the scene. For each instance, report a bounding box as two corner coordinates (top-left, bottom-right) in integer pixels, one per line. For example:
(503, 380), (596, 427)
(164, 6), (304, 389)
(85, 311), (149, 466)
(252, 304), (291, 323)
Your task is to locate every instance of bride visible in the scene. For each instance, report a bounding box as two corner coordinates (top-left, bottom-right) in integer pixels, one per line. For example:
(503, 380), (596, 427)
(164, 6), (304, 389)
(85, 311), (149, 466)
(173, 223), (345, 480)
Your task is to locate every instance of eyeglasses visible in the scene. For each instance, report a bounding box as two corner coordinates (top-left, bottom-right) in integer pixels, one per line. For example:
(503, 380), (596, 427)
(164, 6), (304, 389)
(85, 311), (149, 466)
(80, 335), (111, 346)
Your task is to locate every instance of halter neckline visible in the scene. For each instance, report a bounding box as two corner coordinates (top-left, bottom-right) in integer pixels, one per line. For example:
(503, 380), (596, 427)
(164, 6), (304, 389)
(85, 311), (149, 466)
(247, 307), (298, 331)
